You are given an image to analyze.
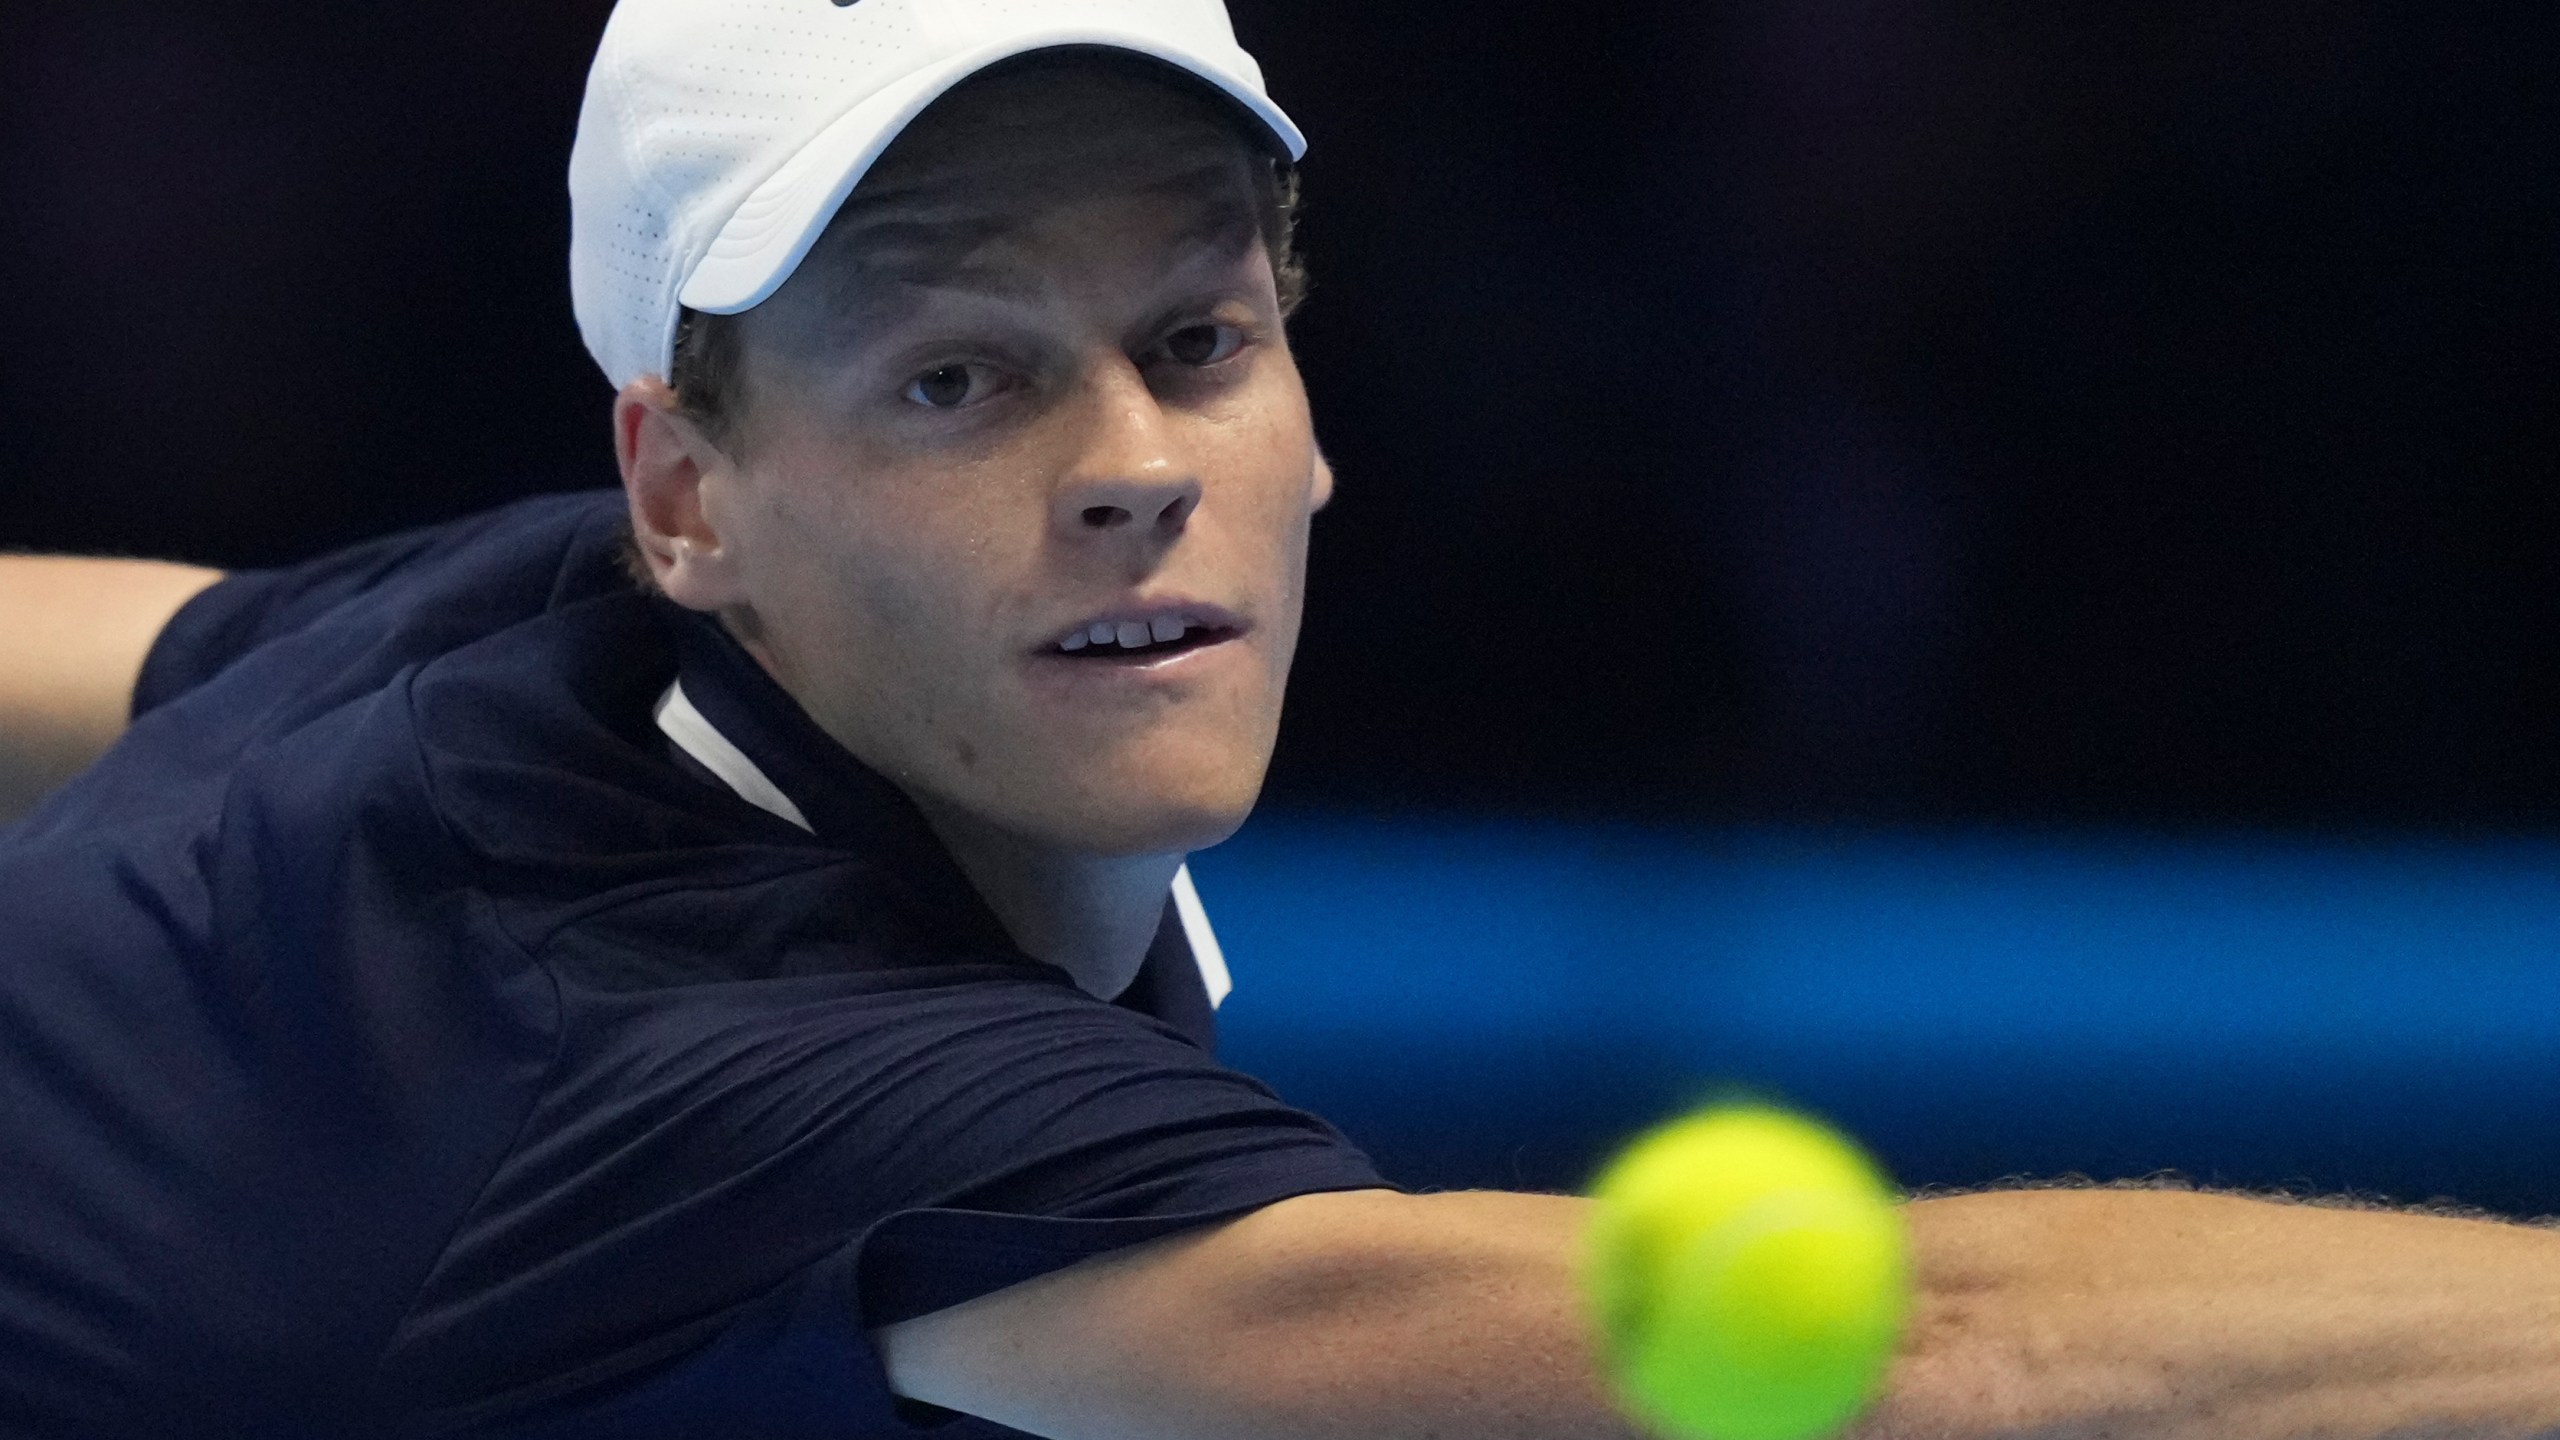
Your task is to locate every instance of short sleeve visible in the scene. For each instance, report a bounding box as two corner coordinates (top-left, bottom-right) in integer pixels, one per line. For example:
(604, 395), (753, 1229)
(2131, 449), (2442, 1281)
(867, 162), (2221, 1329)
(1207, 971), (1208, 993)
(132, 528), (452, 717)
(131, 494), (629, 719)
(382, 963), (1390, 1436)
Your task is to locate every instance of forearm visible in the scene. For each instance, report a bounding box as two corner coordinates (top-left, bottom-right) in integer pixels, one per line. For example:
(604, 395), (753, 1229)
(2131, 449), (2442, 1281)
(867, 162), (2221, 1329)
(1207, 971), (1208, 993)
(0, 555), (222, 819)
(1871, 1188), (2560, 1439)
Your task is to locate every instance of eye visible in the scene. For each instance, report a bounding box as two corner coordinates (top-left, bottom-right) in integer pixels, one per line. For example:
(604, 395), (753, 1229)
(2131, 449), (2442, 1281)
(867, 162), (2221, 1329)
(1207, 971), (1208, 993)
(903, 362), (1000, 409)
(1161, 322), (1246, 368)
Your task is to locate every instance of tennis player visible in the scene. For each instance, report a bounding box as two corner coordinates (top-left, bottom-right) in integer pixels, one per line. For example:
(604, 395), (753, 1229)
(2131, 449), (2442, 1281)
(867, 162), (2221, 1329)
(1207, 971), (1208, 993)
(4, 2), (2558, 1436)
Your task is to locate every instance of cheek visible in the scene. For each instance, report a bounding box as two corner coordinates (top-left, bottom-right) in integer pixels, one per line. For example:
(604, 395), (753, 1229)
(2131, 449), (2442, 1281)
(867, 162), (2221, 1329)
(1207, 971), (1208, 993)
(773, 509), (970, 682)
(743, 464), (1029, 746)
(1219, 414), (1321, 608)
(720, 458), (904, 670)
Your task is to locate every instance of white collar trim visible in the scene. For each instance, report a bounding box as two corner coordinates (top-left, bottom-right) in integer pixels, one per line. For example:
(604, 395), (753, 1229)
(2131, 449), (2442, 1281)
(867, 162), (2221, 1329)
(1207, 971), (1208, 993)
(651, 680), (1231, 1008)
(653, 679), (813, 833)
(1171, 864), (1233, 1008)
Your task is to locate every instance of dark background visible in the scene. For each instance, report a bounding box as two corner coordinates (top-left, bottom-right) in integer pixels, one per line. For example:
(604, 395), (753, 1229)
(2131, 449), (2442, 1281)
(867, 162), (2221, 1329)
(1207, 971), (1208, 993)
(7, 2), (2558, 1204)
(10, 0), (2558, 831)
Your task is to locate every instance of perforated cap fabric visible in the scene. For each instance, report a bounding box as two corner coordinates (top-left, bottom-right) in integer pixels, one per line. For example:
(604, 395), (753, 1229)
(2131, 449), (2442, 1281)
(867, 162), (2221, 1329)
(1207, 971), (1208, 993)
(568, 0), (1305, 388)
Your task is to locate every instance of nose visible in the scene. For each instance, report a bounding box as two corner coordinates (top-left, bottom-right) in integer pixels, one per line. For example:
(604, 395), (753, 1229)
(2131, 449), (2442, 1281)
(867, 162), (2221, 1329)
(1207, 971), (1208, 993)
(1052, 360), (1201, 542)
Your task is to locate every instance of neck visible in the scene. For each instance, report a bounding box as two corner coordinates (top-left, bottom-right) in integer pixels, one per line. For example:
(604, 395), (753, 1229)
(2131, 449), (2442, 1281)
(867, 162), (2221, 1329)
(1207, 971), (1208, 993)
(722, 621), (1176, 996)
(911, 798), (1178, 1000)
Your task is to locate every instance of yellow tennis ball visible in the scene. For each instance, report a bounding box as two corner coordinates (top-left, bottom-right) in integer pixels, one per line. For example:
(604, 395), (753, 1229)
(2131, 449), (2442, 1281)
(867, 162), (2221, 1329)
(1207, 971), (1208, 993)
(1584, 1105), (1909, 1440)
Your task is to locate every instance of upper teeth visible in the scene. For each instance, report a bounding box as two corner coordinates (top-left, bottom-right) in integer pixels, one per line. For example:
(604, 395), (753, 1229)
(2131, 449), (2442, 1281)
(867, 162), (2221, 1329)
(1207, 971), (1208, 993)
(1060, 616), (1194, 653)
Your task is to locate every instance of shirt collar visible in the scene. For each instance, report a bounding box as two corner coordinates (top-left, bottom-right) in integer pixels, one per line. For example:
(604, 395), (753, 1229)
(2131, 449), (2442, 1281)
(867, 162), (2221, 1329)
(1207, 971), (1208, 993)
(652, 609), (1230, 1011)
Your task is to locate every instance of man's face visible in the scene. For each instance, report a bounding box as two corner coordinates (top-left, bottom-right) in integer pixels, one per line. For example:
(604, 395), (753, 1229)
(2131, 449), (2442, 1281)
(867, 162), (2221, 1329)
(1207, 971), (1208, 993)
(676, 66), (1329, 858)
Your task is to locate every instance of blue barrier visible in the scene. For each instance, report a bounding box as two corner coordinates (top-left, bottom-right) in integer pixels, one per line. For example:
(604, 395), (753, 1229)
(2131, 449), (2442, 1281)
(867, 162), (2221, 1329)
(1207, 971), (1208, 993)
(1194, 815), (2560, 1213)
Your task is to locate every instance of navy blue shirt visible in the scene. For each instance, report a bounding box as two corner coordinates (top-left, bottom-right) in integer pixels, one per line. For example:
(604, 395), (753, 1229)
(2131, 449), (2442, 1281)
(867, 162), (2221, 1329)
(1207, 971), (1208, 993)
(0, 492), (1385, 1437)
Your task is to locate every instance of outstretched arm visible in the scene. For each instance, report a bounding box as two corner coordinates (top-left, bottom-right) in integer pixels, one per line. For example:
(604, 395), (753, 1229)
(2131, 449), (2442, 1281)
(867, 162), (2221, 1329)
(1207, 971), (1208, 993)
(876, 1185), (2560, 1440)
(1891, 1186), (2560, 1437)
(0, 555), (222, 821)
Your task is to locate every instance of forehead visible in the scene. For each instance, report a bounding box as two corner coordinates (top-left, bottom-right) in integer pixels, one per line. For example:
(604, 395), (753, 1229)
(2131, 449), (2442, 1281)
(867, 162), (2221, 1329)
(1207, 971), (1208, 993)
(772, 57), (1268, 323)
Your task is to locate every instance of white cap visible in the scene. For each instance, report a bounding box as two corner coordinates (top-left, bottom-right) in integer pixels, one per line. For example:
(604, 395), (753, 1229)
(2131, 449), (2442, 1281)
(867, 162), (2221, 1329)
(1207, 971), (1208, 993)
(568, 0), (1305, 389)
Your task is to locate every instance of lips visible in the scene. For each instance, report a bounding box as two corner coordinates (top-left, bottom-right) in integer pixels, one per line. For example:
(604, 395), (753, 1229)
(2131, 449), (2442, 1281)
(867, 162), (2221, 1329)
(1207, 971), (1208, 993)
(1041, 601), (1247, 662)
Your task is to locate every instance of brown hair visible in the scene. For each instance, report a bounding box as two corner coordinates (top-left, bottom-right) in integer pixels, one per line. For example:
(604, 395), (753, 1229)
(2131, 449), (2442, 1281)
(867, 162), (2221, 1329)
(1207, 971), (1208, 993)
(669, 52), (1310, 452)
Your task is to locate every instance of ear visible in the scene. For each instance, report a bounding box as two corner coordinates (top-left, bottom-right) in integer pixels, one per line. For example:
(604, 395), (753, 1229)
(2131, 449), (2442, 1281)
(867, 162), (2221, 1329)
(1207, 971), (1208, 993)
(1309, 446), (1336, 513)
(615, 377), (749, 611)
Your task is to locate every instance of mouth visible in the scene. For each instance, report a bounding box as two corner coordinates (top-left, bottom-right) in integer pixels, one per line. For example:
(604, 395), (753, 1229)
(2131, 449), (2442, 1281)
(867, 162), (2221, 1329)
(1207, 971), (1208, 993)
(1041, 603), (1247, 666)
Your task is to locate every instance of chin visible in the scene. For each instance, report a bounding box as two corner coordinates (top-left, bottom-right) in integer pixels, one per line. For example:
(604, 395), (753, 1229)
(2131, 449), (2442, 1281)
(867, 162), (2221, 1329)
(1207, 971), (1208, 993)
(1023, 765), (1265, 859)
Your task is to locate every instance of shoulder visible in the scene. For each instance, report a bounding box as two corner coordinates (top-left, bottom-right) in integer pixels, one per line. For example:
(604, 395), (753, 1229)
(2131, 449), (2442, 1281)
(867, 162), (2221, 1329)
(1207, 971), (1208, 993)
(0, 497), (658, 1432)
(135, 489), (636, 719)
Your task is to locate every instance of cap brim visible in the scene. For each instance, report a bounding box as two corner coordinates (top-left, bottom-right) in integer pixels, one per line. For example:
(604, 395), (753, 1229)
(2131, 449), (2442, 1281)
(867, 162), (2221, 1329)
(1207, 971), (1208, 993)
(676, 30), (1304, 319)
